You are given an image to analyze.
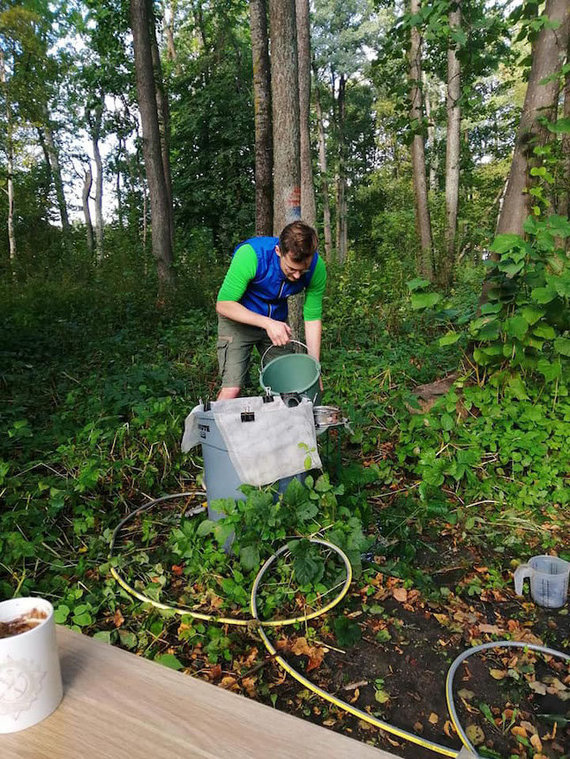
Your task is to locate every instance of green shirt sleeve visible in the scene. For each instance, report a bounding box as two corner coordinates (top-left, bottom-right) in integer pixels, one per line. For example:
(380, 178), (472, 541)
(303, 256), (326, 321)
(217, 244), (258, 302)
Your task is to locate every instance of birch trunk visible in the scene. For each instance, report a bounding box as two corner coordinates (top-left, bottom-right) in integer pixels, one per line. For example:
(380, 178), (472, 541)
(409, 0), (433, 280)
(250, 0), (273, 235)
(91, 103), (104, 263)
(0, 50), (16, 272)
(82, 165), (94, 255)
(335, 73), (347, 265)
(441, 0), (462, 289)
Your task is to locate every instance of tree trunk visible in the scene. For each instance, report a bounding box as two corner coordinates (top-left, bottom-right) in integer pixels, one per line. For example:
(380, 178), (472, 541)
(296, 0), (316, 227)
(560, 35), (570, 227)
(163, 0), (176, 62)
(423, 72), (437, 191)
(43, 122), (71, 236)
(250, 0), (273, 235)
(269, 0), (302, 339)
(409, 0), (433, 280)
(82, 165), (94, 255)
(335, 73), (347, 265)
(441, 0), (462, 289)
(313, 72), (332, 261)
(149, 0), (174, 249)
(89, 102), (104, 263)
(130, 0), (175, 291)
(0, 49), (16, 273)
(495, 0), (569, 237)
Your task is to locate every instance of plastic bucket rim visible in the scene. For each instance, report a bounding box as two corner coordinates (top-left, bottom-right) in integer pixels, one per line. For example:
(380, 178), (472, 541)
(260, 352), (321, 395)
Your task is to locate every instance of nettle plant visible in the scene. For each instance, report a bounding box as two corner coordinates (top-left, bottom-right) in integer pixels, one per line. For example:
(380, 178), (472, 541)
(469, 214), (569, 397)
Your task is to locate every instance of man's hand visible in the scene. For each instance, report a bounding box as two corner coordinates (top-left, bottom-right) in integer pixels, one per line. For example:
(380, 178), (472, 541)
(265, 319), (292, 346)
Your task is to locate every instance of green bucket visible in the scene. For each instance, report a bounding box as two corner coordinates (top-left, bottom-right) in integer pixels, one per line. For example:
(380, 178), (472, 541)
(260, 341), (321, 405)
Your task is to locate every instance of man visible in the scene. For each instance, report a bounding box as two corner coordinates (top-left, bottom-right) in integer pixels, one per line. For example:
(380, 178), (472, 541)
(216, 220), (326, 400)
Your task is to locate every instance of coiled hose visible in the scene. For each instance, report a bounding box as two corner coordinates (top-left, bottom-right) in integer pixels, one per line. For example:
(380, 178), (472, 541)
(110, 492), (569, 759)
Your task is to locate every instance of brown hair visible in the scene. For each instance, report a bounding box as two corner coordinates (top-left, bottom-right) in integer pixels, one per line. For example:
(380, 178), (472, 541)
(279, 221), (318, 263)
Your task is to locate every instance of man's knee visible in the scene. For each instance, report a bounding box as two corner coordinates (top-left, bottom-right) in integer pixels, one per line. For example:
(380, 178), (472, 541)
(217, 386), (241, 400)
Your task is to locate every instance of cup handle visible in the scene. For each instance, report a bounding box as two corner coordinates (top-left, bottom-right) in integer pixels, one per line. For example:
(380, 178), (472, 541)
(514, 564), (532, 596)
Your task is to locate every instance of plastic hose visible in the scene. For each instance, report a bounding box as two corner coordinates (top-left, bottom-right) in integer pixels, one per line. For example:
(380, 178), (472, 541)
(446, 640), (570, 755)
(111, 492), (569, 759)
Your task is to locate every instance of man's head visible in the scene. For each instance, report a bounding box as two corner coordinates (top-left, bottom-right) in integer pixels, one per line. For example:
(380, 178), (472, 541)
(276, 221), (318, 281)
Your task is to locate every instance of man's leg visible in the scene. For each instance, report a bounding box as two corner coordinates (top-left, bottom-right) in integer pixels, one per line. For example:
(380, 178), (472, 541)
(216, 316), (265, 400)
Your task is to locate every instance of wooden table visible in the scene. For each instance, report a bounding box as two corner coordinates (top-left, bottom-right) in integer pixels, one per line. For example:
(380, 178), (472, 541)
(2, 626), (398, 759)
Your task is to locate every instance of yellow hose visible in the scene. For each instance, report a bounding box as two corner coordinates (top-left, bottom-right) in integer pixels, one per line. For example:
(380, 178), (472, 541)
(110, 494), (460, 756)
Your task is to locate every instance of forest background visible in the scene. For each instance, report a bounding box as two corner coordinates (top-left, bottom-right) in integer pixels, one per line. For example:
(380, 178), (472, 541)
(1, 0), (569, 757)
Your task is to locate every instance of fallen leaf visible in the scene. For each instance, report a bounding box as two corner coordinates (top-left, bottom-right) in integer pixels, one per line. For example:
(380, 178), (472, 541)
(113, 609), (124, 628)
(414, 721), (424, 733)
(512, 726), (528, 739)
(209, 664), (222, 680)
(220, 675), (239, 691)
(428, 712), (439, 725)
(375, 689), (390, 704)
(241, 676), (257, 698)
(458, 688), (475, 701)
(530, 734), (543, 753)
(443, 720), (456, 738)
(465, 724), (485, 746)
(489, 668), (507, 680)
(479, 623), (503, 634)
(392, 587), (408, 603)
(519, 720), (536, 735)
(171, 564), (184, 576)
(349, 688), (360, 704)
(528, 680), (547, 695)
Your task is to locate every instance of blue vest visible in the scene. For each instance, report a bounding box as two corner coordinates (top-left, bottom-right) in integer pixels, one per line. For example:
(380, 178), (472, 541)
(235, 236), (318, 322)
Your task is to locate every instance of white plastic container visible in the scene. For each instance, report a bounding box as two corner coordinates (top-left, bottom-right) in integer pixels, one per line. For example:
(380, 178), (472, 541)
(514, 555), (570, 609)
(0, 597), (63, 733)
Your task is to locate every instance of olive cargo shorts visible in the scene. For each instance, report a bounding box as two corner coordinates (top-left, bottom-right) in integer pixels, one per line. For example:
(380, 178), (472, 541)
(217, 315), (274, 388)
(217, 315), (294, 388)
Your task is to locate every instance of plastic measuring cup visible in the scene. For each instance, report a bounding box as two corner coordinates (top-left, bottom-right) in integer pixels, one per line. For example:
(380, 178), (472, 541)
(514, 555), (570, 608)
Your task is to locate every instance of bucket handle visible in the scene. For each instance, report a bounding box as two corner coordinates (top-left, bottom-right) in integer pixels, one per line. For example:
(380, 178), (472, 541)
(514, 563), (533, 596)
(260, 339), (310, 370)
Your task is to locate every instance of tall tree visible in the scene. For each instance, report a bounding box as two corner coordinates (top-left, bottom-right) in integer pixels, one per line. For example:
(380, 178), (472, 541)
(250, 0), (273, 235)
(296, 0), (316, 227)
(0, 47), (16, 271)
(130, 0), (175, 290)
(495, 0), (569, 237)
(441, 0), (462, 288)
(82, 163), (94, 255)
(87, 100), (104, 262)
(408, 0), (433, 279)
(313, 70), (333, 259)
(269, 0), (302, 338)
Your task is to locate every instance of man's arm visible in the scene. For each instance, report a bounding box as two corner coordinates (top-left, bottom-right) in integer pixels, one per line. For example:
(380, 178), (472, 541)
(304, 319), (322, 361)
(216, 300), (291, 346)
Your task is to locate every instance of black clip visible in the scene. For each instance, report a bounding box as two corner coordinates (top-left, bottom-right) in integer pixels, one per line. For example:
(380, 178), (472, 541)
(241, 411), (255, 422)
(203, 399), (211, 411)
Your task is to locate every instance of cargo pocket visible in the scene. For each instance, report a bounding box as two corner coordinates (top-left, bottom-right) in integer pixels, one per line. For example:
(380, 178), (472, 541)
(217, 336), (232, 378)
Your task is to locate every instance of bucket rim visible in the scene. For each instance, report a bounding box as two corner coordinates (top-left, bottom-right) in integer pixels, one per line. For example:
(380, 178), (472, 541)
(260, 352), (321, 395)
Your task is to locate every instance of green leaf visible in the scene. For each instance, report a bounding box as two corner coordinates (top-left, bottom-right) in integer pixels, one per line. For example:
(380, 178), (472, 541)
(507, 374), (528, 400)
(118, 630), (137, 649)
(411, 292), (442, 309)
(547, 117), (570, 134)
(72, 611), (93, 627)
(155, 653), (184, 670)
(537, 358), (562, 381)
(533, 324), (555, 339)
(289, 539), (325, 585)
(521, 305), (545, 325)
(239, 544), (260, 571)
(54, 604), (70, 624)
(498, 260), (524, 278)
(93, 631), (112, 644)
(505, 316), (528, 340)
(490, 234), (522, 254)
(333, 615), (361, 647)
(531, 286), (557, 304)
(196, 519), (215, 537)
(439, 332), (461, 346)
(480, 302), (501, 315)
(554, 337), (570, 357)
(375, 688), (391, 704)
(406, 277), (431, 292)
